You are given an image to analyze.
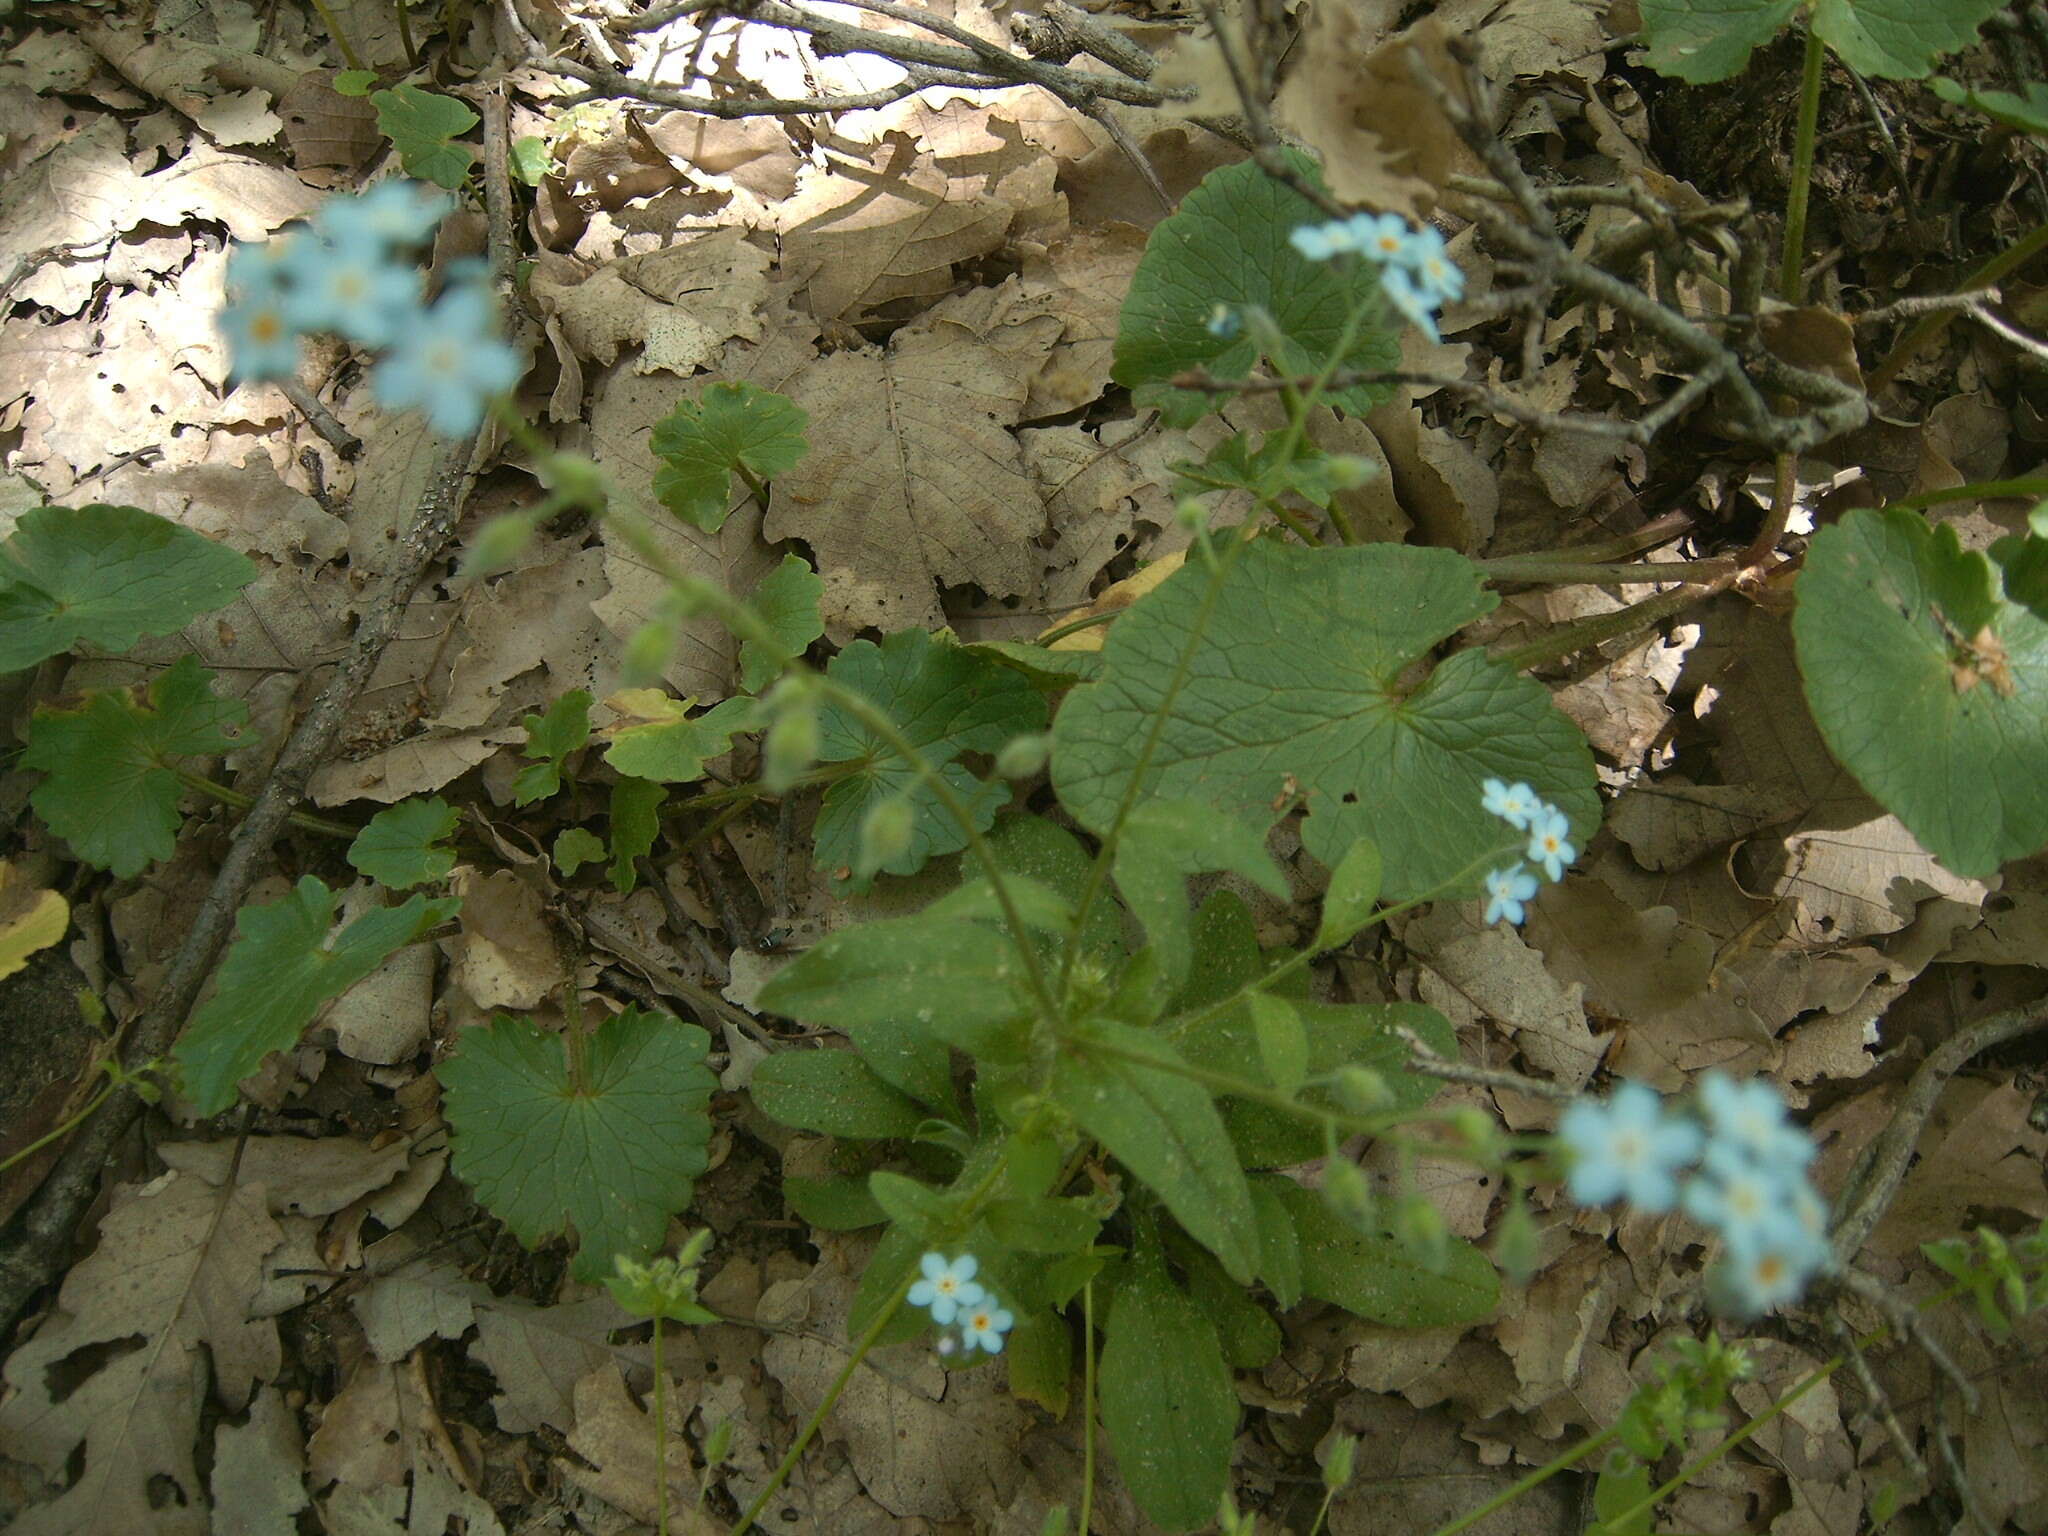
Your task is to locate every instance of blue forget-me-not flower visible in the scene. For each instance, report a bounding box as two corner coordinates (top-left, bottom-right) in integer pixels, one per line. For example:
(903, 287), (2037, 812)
(1557, 1082), (1704, 1213)
(907, 1252), (984, 1325)
(218, 180), (518, 436)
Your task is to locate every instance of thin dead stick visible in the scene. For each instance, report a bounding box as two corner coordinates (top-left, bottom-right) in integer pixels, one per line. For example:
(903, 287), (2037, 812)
(0, 90), (516, 1341)
(1829, 1001), (2048, 1267)
(1398, 1026), (1577, 1103)
(278, 378), (362, 458)
(1833, 1264), (1982, 1416)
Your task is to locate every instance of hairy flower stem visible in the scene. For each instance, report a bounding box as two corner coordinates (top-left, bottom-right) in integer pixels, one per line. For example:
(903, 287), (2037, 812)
(1491, 567), (1743, 674)
(174, 768), (360, 840)
(1424, 1427), (1618, 1536)
(1779, 27), (1826, 303)
(1080, 1280), (1098, 1535)
(654, 1321), (670, 1535)
(728, 1289), (909, 1536)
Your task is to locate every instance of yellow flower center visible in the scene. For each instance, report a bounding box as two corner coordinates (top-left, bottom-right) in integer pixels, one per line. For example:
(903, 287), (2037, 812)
(250, 310), (283, 343)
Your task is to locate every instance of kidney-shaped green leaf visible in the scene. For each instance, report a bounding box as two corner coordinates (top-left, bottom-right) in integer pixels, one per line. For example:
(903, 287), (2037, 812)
(1112, 154), (1402, 429)
(1051, 540), (1598, 899)
(0, 504), (255, 672)
(439, 1007), (716, 1282)
(1793, 507), (2048, 878)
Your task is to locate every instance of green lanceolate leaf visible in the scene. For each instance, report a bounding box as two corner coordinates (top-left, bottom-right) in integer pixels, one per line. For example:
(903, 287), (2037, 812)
(1268, 1179), (1498, 1327)
(514, 689), (591, 805)
(0, 504), (255, 672)
(1111, 154), (1403, 429)
(756, 913), (1034, 1059)
(439, 1006), (716, 1282)
(607, 776), (665, 893)
(1051, 1017), (1259, 1283)
(1098, 1226), (1239, 1533)
(1794, 507), (2048, 877)
(1114, 799), (1287, 996)
(1641, 0), (2001, 82)
(24, 655), (247, 877)
(651, 381), (809, 532)
(348, 796), (459, 888)
(1315, 835), (1383, 950)
(1051, 540), (1598, 899)
(601, 692), (757, 782)
(740, 553), (825, 693)
(370, 84), (478, 188)
(785, 1174), (887, 1230)
(750, 1049), (928, 1139)
(174, 877), (459, 1114)
(813, 628), (1048, 891)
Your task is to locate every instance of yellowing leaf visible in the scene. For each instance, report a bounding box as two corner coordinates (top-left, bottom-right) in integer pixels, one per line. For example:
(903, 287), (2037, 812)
(0, 860), (67, 980)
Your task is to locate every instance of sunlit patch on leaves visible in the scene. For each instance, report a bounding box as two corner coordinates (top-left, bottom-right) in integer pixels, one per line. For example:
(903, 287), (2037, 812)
(812, 629), (1048, 892)
(172, 877), (459, 1114)
(439, 1007), (716, 1282)
(347, 796), (460, 888)
(650, 381), (809, 533)
(23, 656), (248, 878)
(1111, 153), (1403, 429)
(1050, 540), (1599, 899)
(370, 84), (479, 189)
(1794, 506), (2048, 878)
(0, 504), (255, 673)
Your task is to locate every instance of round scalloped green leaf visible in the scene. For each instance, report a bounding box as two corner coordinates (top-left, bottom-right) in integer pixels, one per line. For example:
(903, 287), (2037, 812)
(173, 877), (459, 1114)
(370, 85), (478, 189)
(439, 1007), (716, 1282)
(23, 655), (248, 877)
(1793, 507), (2048, 878)
(1049, 540), (1598, 899)
(0, 504), (255, 672)
(651, 382), (809, 532)
(1110, 154), (1402, 429)
(813, 629), (1047, 891)
(347, 796), (460, 888)
(1641, 0), (2001, 83)
(1638, 0), (1800, 82)
(1814, 0), (2003, 79)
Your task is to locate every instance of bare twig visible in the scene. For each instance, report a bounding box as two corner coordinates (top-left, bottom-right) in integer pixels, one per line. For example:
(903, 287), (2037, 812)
(0, 90), (518, 1342)
(1828, 1310), (1931, 1490)
(1833, 1264), (1982, 1416)
(1830, 1001), (2048, 1266)
(1397, 1026), (1578, 1103)
(278, 378), (362, 459)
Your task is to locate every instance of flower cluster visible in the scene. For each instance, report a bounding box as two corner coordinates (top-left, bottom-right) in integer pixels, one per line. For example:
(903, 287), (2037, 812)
(218, 180), (521, 436)
(1287, 211), (1465, 340)
(1558, 1074), (1830, 1316)
(1478, 778), (1577, 925)
(907, 1252), (1014, 1355)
